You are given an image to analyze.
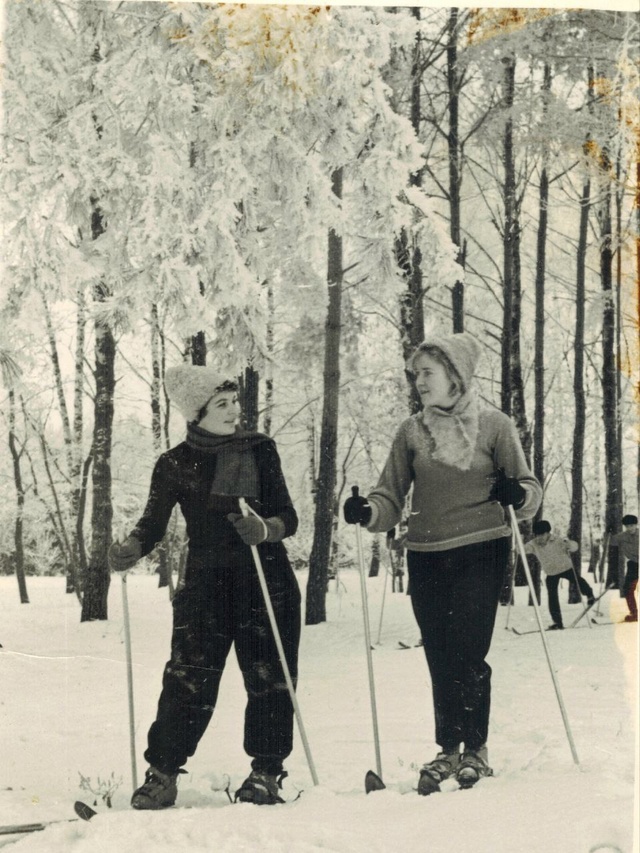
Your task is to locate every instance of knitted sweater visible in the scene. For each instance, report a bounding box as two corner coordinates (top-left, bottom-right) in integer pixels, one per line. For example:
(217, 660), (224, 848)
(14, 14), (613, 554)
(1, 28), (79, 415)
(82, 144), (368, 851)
(524, 535), (578, 576)
(366, 408), (541, 552)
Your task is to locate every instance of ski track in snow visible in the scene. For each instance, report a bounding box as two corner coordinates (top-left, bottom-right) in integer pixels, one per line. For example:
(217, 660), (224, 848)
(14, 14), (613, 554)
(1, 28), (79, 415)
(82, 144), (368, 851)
(0, 573), (637, 853)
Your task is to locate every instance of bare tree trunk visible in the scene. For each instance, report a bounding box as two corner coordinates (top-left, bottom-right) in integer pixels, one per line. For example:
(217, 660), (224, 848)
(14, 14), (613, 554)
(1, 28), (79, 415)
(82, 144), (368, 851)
(568, 140), (591, 597)
(447, 7), (465, 333)
(501, 55), (516, 419)
(500, 54), (535, 600)
(77, 449), (93, 575)
(188, 128), (207, 367)
(8, 390), (29, 604)
(239, 364), (259, 431)
(614, 149), (625, 516)
(305, 168), (343, 625)
(71, 283), (87, 581)
(263, 284), (275, 436)
(368, 535), (381, 578)
(81, 194), (114, 622)
(533, 63), (551, 520)
(397, 7), (424, 414)
(151, 303), (171, 590)
(599, 145), (624, 591)
(510, 232), (531, 461)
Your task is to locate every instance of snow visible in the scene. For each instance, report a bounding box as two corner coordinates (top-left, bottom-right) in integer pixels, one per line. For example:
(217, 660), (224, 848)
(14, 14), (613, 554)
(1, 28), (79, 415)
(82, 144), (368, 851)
(1, 569), (637, 853)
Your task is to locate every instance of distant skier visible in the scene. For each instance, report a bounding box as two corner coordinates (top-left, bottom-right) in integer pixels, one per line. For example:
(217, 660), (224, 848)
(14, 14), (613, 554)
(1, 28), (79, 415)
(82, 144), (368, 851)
(611, 514), (638, 623)
(524, 520), (595, 630)
(109, 364), (301, 809)
(343, 332), (541, 794)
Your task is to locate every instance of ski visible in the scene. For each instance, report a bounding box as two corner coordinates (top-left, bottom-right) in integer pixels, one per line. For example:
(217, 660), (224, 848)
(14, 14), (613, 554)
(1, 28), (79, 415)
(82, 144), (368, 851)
(509, 618), (619, 635)
(509, 625), (558, 636)
(0, 815), (79, 837)
(397, 641), (422, 649)
(569, 585), (614, 628)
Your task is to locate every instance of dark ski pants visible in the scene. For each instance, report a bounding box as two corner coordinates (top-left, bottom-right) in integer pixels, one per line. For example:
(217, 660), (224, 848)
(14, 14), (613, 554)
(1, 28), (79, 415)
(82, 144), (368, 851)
(144, 547), (301, 776)
(624, 561), (638, 618)
(545, 570), (594, 628)
(407, 537), (509, 753)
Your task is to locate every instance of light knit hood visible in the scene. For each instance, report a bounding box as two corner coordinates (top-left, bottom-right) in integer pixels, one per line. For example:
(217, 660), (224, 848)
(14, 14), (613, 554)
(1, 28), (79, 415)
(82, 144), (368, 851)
(422, 389), (480, 470)
(411, 331), (481, 393)
(165, 364), (235, 423)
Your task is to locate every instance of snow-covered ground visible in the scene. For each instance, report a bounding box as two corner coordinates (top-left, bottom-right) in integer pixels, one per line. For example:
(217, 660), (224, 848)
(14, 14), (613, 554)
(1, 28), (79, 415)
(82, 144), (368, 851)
(1, 567), (637, 852)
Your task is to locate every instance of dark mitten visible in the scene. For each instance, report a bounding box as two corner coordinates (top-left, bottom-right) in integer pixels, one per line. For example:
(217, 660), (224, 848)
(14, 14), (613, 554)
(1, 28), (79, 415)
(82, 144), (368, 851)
(343, 489), (372, 526)
(490, 468), (526, 509)
(109, 536), (142, 572)
(227, 513), (268, 545)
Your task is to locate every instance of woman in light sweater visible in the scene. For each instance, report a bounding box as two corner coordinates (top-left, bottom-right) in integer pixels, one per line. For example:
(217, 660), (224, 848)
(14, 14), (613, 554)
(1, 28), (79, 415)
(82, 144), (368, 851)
(344, 332), (541, 794)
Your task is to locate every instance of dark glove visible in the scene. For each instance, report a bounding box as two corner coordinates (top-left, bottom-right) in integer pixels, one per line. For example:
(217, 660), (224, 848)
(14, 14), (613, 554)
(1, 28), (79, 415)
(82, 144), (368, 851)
(490, 468), (526, 509)
(227, 513), (268, 545)
(343, 487), (372, 526)
(109, 536), (142, 572)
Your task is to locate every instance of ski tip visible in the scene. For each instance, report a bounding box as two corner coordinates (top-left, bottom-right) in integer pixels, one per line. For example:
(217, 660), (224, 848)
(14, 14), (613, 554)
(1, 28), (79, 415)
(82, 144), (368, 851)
(365, 770), (386, 794)
(74, 801), (98, 821)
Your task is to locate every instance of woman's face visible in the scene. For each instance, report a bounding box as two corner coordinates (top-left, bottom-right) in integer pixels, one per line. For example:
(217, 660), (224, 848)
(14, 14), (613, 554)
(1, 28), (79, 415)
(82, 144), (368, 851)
(198, 391), (240, 435)
(413, 353), (460, 409)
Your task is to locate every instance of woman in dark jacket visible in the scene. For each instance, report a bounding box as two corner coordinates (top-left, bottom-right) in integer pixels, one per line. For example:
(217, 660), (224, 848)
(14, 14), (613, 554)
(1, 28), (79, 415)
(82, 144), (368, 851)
(109, 364), (300, 809)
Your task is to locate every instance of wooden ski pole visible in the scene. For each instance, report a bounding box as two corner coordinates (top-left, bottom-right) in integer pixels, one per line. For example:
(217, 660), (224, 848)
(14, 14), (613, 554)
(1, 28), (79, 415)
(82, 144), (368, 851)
(508, 505), (580, 766)
(239, 499), (319, 786)
(121, 573), (138, 791)
(351, 487), (383, 781)
(376, 533), (393, 645)
(504, 538), (518, 630)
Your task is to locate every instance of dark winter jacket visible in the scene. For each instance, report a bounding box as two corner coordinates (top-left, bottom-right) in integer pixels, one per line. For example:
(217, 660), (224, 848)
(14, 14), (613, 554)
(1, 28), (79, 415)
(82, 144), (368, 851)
(129, 438), (297, 569)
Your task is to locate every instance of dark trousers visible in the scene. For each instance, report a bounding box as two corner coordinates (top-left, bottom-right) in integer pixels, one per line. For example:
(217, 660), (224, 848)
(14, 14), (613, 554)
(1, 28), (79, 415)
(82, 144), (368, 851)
(624, 561), (638, 617)
(144, 547), (301, 775)
(407, 537), (509, 753)
(545, 570), (594, 628)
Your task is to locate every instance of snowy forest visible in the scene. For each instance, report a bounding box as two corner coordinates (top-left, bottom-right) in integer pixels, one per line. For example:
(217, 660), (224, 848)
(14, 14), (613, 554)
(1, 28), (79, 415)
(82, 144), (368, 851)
(1, 1), (638, 625)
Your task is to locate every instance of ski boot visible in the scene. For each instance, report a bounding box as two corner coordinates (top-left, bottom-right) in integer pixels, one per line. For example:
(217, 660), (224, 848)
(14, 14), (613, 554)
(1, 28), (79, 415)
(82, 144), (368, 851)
(235, 770), (286, 805)
(417, 750), (460, 796)
(455, 746), (493, 789)
(131, 766), (179, 810)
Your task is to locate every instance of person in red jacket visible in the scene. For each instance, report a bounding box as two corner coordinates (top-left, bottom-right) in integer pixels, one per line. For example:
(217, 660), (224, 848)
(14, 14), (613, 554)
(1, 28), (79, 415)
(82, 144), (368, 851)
(109, 364), (300, 809)
(343, 332), (541, 795)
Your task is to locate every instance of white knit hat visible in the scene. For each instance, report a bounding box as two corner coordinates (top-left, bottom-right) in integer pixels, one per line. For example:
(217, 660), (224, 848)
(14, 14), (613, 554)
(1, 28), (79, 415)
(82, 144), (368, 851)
(164, 365), (236, 423)
(410, 332), (481, 391)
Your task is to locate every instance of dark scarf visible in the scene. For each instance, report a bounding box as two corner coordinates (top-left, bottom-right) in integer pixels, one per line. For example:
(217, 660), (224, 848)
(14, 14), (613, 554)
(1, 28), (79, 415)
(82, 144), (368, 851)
(186, 424), (270, 507)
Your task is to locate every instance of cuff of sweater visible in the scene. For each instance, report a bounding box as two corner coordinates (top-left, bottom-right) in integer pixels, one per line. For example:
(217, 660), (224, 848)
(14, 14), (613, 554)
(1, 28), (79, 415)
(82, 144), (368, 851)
(265, 517), (286, 543)
(365, 502), (380, 531)
(514, 485), (538, 520)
